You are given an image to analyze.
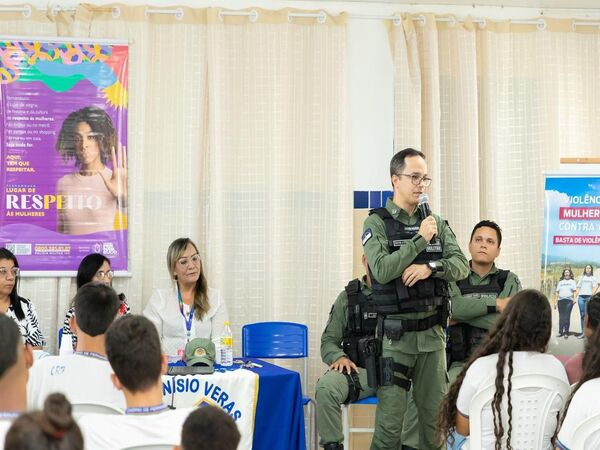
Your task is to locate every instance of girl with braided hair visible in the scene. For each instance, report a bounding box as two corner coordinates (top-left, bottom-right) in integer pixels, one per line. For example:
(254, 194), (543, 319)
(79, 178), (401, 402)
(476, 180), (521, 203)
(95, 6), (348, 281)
(438, 289), (568, 450)
(557, 293), (600, 449)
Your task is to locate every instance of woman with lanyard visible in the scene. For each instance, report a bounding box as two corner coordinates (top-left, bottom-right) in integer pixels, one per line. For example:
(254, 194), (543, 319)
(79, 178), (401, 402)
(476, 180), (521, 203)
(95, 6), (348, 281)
(144, 237), (228, 362)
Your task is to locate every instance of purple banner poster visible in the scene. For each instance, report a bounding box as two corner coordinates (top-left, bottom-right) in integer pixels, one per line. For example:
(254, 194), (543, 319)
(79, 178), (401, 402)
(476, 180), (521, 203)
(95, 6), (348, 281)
(0, 39), (128, 273)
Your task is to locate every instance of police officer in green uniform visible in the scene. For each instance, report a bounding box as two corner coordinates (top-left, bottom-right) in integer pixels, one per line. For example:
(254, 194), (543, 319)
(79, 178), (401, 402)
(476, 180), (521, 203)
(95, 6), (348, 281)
(316, 255), (377, 450)
(446, 219), (521, 381)
(400, 220), (522, 447)
(362, 148), (468, 450)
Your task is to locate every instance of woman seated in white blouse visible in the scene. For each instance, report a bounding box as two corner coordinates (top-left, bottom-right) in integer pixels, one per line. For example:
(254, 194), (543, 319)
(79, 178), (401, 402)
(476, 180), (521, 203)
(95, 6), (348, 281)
(144, 237), (228, 360)
(438, 289), (568, 450)
(0, 248), (45, 349)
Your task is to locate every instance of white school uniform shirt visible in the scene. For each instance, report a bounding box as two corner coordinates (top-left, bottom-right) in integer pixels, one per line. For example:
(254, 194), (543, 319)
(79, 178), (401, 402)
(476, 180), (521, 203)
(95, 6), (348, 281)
(27, 353), (126, 411)
(143, 287), (227, 358)
(0, 419), (16, 449)
(557, 378), (600, 450)
(456, 351), (568, 450)
(78, 406), (194, 450)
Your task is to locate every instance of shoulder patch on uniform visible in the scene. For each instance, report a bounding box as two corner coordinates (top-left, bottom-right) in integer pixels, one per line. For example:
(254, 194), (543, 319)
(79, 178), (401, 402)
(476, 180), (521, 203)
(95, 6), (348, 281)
(444, 220), (457, 238)
(362, 228), (373, 246)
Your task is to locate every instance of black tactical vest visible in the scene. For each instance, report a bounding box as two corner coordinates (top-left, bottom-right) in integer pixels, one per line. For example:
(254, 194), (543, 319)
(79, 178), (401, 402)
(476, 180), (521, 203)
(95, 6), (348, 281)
(368, 208), (448, 315)
(341, 279), (377, 367)
(456, 270), (509, 296)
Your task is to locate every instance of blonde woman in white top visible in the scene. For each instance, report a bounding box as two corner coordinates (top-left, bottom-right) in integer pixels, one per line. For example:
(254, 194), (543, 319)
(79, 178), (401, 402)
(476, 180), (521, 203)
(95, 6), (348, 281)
(144, 238), (228, 360)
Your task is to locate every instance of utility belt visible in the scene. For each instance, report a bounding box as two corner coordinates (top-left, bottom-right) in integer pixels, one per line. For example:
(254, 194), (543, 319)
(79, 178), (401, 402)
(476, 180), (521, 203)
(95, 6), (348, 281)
(447, 323), (488, 364)
(380, 312), (446, 340)
(372, 278), (449, 315)
(358, 313), (446, 393)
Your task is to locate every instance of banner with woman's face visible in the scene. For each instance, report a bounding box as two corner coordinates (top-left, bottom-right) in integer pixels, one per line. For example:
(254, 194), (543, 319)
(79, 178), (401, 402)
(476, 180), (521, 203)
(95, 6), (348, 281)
(0, 38), (128, 273)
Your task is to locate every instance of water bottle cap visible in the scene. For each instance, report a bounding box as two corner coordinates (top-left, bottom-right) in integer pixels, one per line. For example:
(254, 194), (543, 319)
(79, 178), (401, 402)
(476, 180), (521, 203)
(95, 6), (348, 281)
(224, 321), (230, 326)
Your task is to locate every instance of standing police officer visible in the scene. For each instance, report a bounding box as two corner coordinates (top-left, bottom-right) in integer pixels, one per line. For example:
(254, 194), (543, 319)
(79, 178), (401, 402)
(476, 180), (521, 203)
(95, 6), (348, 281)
(446, 220), (521, 381)
(363, 148), (468, 450)
(316, 255), (377, 450)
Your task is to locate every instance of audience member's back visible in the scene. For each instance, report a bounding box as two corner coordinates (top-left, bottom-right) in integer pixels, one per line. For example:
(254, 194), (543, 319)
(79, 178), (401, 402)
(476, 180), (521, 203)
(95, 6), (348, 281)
(0, 315), (31, 448)
(78, 315), (194, 450)
(177, 405), (241, 450)
(27, 283), (125, 410)
(5, 393), (83, 450)
(564, 293), (600, 384)
(558, 293), (600, 449)
(438, 289), (569, 450)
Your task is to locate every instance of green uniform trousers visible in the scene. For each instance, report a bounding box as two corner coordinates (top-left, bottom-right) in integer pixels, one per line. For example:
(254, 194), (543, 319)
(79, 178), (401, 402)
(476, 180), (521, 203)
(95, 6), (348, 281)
(316, 368), (376, 446)
(400, 391), (420, 449)
(370, 347), (448, 450)
(402, 363), (457, 448)
(447, 361), (463, 384)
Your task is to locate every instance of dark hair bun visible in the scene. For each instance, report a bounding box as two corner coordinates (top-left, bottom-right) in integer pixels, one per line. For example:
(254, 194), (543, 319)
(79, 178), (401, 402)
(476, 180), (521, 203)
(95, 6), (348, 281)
(43, 393), (75, 436)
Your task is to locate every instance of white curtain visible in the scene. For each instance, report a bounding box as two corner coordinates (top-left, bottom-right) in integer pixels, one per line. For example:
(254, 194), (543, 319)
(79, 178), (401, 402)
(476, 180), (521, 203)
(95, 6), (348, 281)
(391, 16), (600, 289)
(2, 5), (352, 393)
(205, 8), (351, 388)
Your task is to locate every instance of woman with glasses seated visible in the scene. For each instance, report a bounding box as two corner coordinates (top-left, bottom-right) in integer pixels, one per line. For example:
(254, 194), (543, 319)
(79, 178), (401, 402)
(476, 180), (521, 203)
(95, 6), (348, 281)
(61, 253), (129, 352)
(0, 248), (45, 349)
(144, 237), (228, 361)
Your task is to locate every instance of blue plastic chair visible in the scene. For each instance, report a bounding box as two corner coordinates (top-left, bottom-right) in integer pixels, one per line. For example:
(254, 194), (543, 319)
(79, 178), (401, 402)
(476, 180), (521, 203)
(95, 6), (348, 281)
(242, 321), (316, 449)
(342, 395), (378, 443)
(57, 327), (63, 350)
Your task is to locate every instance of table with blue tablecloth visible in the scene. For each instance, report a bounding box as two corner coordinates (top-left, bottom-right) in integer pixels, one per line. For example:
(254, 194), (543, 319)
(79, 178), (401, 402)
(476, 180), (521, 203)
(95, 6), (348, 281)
(164, 357), (305, 450)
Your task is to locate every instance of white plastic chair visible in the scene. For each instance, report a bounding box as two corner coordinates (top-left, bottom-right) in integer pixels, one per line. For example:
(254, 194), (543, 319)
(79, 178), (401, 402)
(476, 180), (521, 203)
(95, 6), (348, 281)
(571, 412), (600, 449)
(70, 402), (123, 420)
(469, 374), (570, 449)
(341, 395), (377, 444)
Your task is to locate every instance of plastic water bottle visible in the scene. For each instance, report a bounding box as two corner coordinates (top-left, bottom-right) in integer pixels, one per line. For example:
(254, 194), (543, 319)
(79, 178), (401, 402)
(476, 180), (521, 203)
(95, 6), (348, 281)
(220, 321), (233, 367)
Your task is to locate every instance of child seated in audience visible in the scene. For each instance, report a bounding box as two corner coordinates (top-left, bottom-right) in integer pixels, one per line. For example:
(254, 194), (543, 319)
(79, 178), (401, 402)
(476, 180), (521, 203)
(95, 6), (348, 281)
(557, 308), (600, 449)
(0, 315), (32, 448)
(27, 283), (126, 411)
(61, 253), (130, 353)
(437, 289), (569, 450)
(78, 315), (194, 449)
(563, 292), (600, 384)
(4, 393), (83, 450)
(176, 405), (241, 450)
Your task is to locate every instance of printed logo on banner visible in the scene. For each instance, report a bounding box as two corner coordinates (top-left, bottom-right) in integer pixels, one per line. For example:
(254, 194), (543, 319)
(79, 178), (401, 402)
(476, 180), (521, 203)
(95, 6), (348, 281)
(5, 243), (32, 255)
(102, 242), (118, 257)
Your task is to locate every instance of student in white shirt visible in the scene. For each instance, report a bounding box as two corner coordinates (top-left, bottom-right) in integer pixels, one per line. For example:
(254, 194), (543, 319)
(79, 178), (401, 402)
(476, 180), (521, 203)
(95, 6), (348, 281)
(5, 393), (83, 450)
(176, 405), (241, 450)
(27, 283), (126, 411)
(144, 237), (228, 360)
(557, 304), (600, 450)
(438, 289), (568, 450)
(0, 315), (32, 448)
(79, 315), (194, 450)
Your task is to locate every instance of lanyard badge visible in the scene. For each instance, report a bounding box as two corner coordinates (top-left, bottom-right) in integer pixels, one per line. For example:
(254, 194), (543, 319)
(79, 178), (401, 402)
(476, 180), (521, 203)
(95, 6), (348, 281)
(177, 284), (195, 342)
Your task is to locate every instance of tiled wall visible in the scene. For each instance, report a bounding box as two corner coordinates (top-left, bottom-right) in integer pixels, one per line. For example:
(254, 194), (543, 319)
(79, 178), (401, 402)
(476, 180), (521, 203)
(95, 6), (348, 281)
(353, 190), (393, 210)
